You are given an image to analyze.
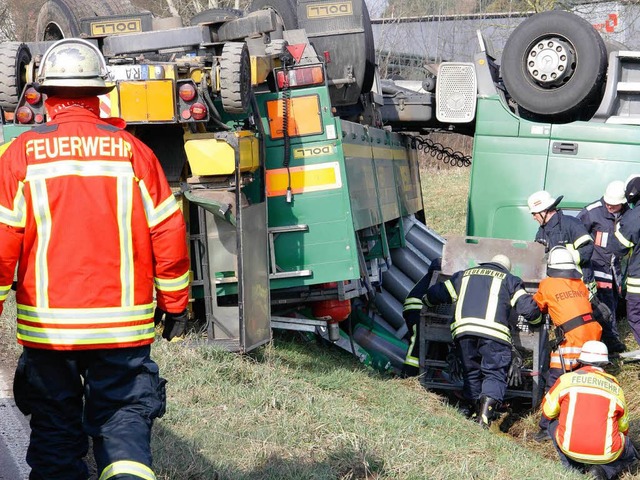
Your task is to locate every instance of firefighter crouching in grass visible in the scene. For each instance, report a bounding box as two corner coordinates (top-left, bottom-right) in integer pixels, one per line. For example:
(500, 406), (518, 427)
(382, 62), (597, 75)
(542, 341), (639, 480)
(532, 246), (603, 443)
(0, 39), (190, 479)
(422, 254), (541, 428)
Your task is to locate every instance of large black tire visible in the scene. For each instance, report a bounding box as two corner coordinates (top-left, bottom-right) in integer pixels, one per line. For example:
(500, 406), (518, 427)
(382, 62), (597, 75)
(190, 8), (243, 26)
(0, 43), (31, 112)
(248, 0), (298, 30)
(361, 3), (376, 95)
(220, 42), (251, 114)
(35, 0), (140, 41)
(501, 10), (607, 121)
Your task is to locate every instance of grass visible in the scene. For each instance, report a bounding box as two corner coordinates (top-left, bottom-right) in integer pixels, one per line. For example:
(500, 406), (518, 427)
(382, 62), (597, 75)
(0, 164), (635, 479)
(420, 164), (470, 236)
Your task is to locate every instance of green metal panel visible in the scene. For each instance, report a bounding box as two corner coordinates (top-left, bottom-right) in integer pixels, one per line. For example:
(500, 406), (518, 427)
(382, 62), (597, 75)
(0, 124), (33, 144)
(370, 127), (400, 222)
(342, 121), (382, 230)
(467, 96), (551, 240)
(256, 87), (360, 290)
(393, 133), (422, 216)
(546, 121), (640, 210)
(468, 95), (640, 242)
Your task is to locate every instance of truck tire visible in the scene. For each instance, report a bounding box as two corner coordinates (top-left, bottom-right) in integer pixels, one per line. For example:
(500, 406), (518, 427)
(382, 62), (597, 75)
(501, 10), (607, 122)
(0, 43), (31, 112)
(190, 8), (243, 25)
(249, 0), (298, 30)
(35, 0), (140, 41)
(220, 42), (251, 114)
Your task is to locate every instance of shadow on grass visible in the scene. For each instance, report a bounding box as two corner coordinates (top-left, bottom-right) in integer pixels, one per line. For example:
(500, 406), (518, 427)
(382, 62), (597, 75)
(153, 422), (386, 480)
(249, 330), (395, 380)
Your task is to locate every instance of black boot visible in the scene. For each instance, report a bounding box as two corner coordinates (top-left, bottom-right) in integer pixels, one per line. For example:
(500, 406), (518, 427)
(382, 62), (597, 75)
(476, 395), (499, 429)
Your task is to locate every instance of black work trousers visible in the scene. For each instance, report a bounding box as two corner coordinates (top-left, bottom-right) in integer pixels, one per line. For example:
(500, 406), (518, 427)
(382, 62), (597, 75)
(457, 336), (511, 403)
(13, 345), (166, 480)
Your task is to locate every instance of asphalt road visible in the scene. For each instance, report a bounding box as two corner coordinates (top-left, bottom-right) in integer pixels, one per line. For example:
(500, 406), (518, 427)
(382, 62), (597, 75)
(0, 366), (29, 479)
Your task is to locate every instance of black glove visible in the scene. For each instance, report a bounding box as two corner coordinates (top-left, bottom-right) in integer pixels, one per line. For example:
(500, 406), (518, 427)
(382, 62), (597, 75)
(162, 310), (189, 341)
(446, 344), (463, 383)
(154, 307), (165, 326)
(591, 298), (612, 325)
(507, 346), (524, 388)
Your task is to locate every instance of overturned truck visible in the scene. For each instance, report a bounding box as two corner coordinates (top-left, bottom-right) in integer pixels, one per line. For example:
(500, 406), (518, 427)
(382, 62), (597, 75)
(0, 0), (446, 374)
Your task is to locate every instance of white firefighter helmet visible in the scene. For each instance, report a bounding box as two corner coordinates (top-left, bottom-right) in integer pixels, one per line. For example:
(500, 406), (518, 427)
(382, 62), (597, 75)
(490, 254), (511, 272)
(36, 38), (113, 96)
(578, 340), (610, 366)
(527, 190), (563, 214)
(547, 246), (578, 273)
(603, 180), (626, 206)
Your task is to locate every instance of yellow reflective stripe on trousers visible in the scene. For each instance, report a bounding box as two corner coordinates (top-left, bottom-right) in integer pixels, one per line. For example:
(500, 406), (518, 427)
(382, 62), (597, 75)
(31, 179), (52, 308)
(0, 284), (11, 301)
(0, 181), (26, 227)
(154, 270), (190, 292)
(99, 460), (156, 480)
(615, 227), (634, 249)
(139, 180), (180, 227)
(627, 277), (640, 294)
(404, 325), (419, 367)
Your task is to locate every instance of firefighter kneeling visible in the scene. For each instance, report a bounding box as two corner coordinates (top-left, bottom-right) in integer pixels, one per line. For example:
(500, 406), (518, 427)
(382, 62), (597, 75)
(423, 254), (541, 428)
(542, 341), (639, 479)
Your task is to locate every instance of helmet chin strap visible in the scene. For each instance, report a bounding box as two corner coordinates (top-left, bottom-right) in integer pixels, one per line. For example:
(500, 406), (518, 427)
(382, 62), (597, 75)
(540, 209), (551, 226)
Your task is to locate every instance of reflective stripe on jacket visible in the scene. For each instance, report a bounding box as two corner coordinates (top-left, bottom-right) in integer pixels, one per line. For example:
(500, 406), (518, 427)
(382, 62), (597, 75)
(536, 210), (594, 283)
(577, 198), (626, 288)
(542, 366), (628, 464)
(612, 207), (640, 293)
(424, 262), (541, 345)
(0, 105), (190, 350)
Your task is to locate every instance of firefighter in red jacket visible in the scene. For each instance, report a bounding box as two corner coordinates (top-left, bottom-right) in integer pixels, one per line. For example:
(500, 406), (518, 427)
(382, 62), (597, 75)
(0, 39), (190, 479)
(532, 246), (602, 442)
(542, 341), (638, 479)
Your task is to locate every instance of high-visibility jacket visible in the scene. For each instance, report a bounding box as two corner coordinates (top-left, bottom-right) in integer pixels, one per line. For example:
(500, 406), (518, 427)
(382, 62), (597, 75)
(0, 101), (190, 351)
(577, 198), (626, 290)
(424, 261), (541, 346)
(612, 207), (640, 295)
(535, 210), (595, 283)
(542, 365), (629, 464)
(533, 277), (602, 370)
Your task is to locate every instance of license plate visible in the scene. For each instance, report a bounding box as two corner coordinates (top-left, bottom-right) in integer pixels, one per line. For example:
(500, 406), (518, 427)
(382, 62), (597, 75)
(108, 65), (149, 81)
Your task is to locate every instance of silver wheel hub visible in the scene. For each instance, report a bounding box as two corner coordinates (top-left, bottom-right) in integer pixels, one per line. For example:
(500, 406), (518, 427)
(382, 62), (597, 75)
(526, 37), (573, 87)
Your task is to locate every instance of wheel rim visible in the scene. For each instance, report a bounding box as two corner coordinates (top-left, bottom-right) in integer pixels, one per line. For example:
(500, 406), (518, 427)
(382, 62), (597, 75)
(525, 36), (575, 88)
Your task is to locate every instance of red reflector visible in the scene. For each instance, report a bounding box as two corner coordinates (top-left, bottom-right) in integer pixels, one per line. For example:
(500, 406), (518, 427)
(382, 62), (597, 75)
(34, 114), (44, 124)
(16, 106), (33, 124)
(277, 66), (325, 89)
(323, 51), (331, 64)
(189, 102), (207, 120)
(180, 109), (191, 120)
(178, 83), (196, 102)
(25, 87), (41, 105)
